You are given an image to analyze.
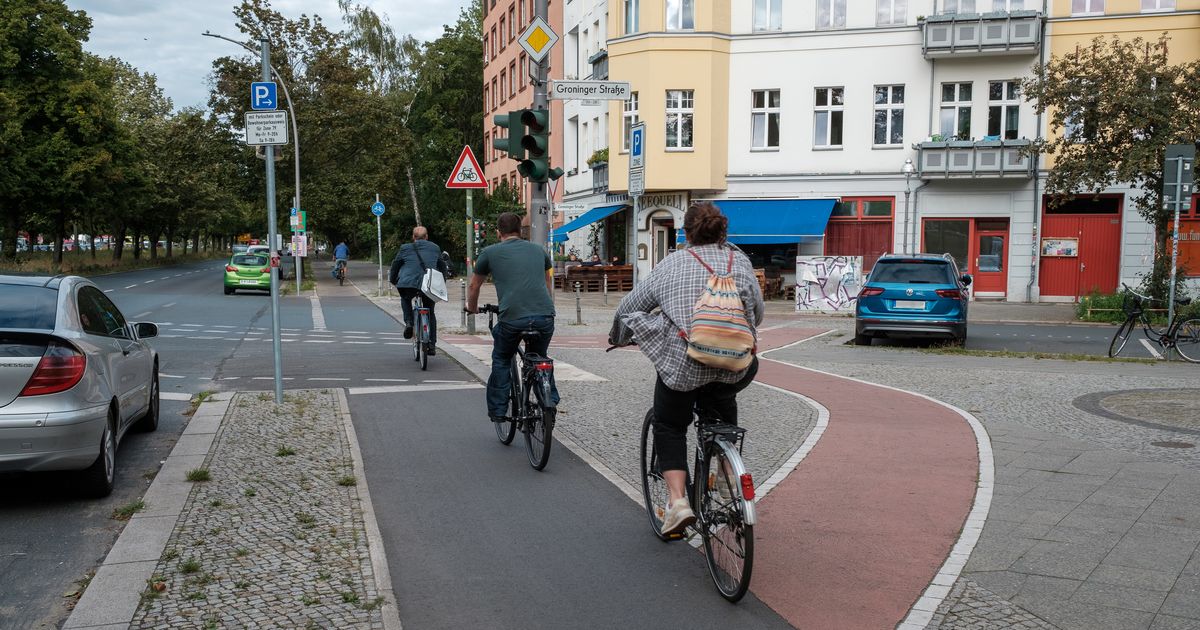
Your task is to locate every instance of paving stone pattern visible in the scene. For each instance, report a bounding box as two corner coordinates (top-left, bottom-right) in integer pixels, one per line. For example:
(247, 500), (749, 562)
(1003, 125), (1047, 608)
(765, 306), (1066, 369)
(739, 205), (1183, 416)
(131, 390), (384, 629)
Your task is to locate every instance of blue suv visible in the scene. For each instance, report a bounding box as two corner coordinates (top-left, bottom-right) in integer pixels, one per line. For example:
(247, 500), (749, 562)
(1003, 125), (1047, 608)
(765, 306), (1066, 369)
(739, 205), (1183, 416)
(854, 253), (972, 346)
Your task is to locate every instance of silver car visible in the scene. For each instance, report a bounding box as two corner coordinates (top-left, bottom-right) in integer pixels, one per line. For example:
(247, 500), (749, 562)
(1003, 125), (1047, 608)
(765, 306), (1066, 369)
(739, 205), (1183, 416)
(0, 275), (160, 497)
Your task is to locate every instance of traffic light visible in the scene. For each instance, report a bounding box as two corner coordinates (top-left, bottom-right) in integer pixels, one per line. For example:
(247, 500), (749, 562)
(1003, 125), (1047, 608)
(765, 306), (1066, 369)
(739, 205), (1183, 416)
(518, 108), (564, 183)
(492, 110), (526, 160)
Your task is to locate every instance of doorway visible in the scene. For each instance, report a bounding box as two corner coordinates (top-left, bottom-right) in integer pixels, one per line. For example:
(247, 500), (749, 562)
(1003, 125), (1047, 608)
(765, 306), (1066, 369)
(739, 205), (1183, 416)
(652, 217), (675, 267)
(922, 218), (1011, 298)
(1039, 196), (1122, 300)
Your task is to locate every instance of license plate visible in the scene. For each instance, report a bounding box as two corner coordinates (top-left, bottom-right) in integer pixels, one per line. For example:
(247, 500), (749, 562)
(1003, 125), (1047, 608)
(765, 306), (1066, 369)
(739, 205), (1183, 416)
(239, 279), (259, 285)
(894, 300), (925, 309)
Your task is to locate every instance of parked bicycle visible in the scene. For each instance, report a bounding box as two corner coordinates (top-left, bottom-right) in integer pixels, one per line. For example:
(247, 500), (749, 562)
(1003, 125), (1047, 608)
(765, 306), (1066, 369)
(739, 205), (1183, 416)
(411, 295), (433, 371)
(480, 304), (556, 470)
(639, 403), (756, 602)
(1108, 283), (1200, 362)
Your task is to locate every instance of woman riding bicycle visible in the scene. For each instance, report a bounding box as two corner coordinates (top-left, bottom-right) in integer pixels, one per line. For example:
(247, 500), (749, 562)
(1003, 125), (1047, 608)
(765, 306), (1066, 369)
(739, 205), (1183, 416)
(608, 202), (764, 536)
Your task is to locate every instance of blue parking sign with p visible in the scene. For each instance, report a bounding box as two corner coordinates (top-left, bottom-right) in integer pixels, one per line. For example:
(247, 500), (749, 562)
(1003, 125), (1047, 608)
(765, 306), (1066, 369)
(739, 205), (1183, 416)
(632, 128), (643, 158)
(251, 82), (277, 110)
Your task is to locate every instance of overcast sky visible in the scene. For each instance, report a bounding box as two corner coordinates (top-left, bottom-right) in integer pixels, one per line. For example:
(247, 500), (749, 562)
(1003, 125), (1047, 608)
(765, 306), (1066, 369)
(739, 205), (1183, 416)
(71, 0), (473, 111)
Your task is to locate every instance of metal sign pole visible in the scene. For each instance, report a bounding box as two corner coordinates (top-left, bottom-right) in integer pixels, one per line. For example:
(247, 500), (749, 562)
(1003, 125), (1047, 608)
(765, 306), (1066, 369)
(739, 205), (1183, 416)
(294, 196), (302, 295)
(1168, 156), (1183, 328)
(530, 0), (551, 252)
(466, 188), (476, 334)
(376, 193), (384, 298)
(261, 39), (284, 404)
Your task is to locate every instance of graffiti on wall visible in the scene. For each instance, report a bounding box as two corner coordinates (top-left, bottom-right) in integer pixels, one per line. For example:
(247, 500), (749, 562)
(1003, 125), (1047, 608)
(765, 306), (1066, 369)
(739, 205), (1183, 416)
(795, 256), (863, 313)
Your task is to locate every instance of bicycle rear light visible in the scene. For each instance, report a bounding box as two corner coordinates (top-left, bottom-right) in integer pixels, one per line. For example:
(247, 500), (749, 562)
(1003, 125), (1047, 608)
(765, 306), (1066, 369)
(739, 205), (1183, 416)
(739, 473), (755, 501)
(536, 362), (553, 371)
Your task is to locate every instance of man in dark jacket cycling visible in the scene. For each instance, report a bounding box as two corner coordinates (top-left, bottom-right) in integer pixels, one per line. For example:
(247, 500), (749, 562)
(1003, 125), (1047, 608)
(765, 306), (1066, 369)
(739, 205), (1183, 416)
(388, 226), (450, 351)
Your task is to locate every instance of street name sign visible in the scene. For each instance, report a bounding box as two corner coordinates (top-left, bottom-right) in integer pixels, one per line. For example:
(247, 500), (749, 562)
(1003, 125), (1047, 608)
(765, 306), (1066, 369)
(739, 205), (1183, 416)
(371, 201), (385, 217)
(251, 82), (278, 110)
(446, 145), (489, 189)
(630, 123), (646, 170)
(245, 111), (289, 146)
(518, 17), (558, 63)
(549, 80), (631, 101)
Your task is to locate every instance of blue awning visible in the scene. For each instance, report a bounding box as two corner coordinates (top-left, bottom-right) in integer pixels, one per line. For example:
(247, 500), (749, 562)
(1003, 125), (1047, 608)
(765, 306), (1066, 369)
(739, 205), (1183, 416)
(551, 203), (628, 243)
(717, 199), (838, 245)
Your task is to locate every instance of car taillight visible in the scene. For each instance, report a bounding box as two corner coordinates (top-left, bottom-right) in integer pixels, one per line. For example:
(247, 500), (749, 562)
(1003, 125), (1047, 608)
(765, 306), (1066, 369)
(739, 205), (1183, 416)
(936, 289), (961, 298)
(20, 342), (86, 397)
(225, 265), (237, 272)
(859, 287), (884, 297)
(260, 268), (270, 274)
(740, 473), (755, 501)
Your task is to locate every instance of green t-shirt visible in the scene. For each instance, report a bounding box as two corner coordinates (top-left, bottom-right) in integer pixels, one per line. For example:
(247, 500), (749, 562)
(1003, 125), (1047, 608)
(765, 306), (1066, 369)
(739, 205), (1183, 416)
(474, 238), (555, 321)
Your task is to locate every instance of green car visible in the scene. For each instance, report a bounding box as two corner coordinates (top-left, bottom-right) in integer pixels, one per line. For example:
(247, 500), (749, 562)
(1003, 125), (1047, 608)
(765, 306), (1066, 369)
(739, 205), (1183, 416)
(223, 254), (271, 294)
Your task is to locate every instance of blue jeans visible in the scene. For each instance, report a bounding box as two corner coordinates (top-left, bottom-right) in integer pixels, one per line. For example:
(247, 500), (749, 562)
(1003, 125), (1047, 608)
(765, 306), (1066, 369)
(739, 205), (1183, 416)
(487, 315), (559, 418)
(398, 288), (437, 343)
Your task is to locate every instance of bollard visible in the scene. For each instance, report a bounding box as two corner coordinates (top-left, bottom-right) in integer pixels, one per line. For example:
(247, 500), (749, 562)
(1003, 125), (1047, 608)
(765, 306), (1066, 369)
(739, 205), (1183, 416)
(603, 273), (608, 306)
(574, 282), (582, 325)
(460, 278), (467, 328)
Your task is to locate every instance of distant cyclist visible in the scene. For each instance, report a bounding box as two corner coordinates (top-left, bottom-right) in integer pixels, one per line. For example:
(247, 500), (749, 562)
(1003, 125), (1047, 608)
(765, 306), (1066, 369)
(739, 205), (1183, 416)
(333, 241), (350, 279)
(389, 226), (449, 350)
(609, 202), (764, 536)
(465, 212), (559, 424)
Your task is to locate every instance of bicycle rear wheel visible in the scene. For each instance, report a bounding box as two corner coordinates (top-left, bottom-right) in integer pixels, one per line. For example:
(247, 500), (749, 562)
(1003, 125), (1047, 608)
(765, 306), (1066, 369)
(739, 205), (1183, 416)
(1174, 319), (1200, 363)
(494, 362), (518, 445)
(695, 443), (754, 603)
(524, 376), (553, 470)
(639, 409), (681, 542)
(1108, 318), (1135, 358)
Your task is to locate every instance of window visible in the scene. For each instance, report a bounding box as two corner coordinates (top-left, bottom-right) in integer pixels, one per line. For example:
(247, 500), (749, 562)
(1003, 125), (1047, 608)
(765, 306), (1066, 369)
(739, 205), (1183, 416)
(1141, 0), (1174, 10)
(519, 53), (527, 89)
(0, 285), (56, 329)
(753, 0), (782, 31)
(987, 80), (1020, 140)
(876, 0), (907, 25)
(1071, 0), (1104, 14)
(508, 6), (516, 40)
(490, 27), (497, 57)
(499, 17), (507, 49)
(622, 92), (640, 151)
(825, 197), (894, 270)
(483, 32), (489, 64)
(817, 0), (846, 29)
(666, 0), (695, 30)
(873, 85), (904, 146)
(624, 0), (640, 33)
(751, 89), (780, 150)
(500, 70), (507, 102)
(813, 87), (844, 148)
(582, 121), (591, 169)
(492, 78), (499, 110)
(939, 82), (972, 140)
(483, 85), (490, 113)
(665, 89), (694, 150)
(79, 287), (128, 338)
(519, 0), (526, 26)
(483, 135), (490, 164)
(991, 0), (1024, 9)
(944, 0), (976, 12)
(509, 62), (516, 97)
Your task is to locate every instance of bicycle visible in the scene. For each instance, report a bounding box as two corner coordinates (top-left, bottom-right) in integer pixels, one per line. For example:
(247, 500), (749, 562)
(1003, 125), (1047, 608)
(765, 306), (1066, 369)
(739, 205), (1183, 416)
(639, 403), (756, 602)
(1108, 283), (1199, 362)
(334, 259), (347, 286)
(410, 295), (433, 371)
(480, 304), (555, 470)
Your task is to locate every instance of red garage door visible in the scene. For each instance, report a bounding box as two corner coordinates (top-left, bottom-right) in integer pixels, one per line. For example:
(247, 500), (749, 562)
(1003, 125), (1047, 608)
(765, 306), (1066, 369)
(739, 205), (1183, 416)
(1040, 196), (1122, 299)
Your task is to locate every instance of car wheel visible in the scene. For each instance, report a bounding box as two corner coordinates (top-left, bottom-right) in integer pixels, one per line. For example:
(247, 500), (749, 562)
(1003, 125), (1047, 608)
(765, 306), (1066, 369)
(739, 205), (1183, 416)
(79, 411), (117, 498)
(224, 287), (234, 295)
(134, 368), (159, 432)
(854, 332), (872, 346)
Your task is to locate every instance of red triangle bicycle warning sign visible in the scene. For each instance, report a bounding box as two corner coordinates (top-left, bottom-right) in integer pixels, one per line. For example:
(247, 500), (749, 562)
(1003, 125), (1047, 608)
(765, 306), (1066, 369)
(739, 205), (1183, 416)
(446, 145), (488, 189)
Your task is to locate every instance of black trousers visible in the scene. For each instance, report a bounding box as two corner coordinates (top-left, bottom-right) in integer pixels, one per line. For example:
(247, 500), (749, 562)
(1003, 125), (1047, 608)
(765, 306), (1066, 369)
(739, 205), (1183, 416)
(398, 288), (438, 343)
(652, 358), (759, 472)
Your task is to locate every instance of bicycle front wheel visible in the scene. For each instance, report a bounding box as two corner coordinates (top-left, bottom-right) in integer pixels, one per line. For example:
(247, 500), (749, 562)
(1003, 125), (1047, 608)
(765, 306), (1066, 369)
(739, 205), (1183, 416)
(1108, 318), (1135, 358)
(1174, 319), (1200, 363)
(695, 443), (754, 603)
(524, 378), (553, 471)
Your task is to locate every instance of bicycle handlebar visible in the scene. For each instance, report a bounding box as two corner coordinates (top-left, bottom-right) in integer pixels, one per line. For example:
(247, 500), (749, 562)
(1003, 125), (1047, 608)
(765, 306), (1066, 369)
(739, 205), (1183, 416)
(1122, 283), (1153, 302)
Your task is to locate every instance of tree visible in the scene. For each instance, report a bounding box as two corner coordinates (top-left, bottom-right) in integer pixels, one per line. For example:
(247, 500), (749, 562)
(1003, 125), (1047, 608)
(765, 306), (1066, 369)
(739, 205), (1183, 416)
(1023, 34), (1200, 297)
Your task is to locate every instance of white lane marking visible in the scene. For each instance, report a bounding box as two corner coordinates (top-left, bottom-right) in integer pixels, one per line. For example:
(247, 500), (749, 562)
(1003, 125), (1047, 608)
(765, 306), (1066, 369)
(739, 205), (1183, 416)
(211, 325), (235, 328)
(251, 377), (295, 381)
(344, 331), (369, 334)
(161, 393), (193, 401)
(143, 280), (154, 284)
(281, 332), (300, 336)
(158, 334), (180, 338)
(347, 383), (483, 395)
(186, 336), (223, 340)
(283, 328), (300, 331)
(303, 340), (335, 344)
(364, 378), (408, 383)
(310, 294), (327, 332)
(161, 302), (176, 309)
(124, 284), (137, 289)
(220, 377), (240, 381)
(1139, 338), (1164, 360)
(308, 334), (335, 338)
(177, 324), (200, 327)
(133, 311), (153, 319)
(385, 342), (406, 346)
(202, 330), (227, 334)
(457, 345), (606, 382)
(308, 377), (351, 382)
(344, 341), (372, 345)
(423, 380), (467, 384)
(104, 289), (114, 293)
(342, 336), (372, 340)
(161, 374), (186, 379)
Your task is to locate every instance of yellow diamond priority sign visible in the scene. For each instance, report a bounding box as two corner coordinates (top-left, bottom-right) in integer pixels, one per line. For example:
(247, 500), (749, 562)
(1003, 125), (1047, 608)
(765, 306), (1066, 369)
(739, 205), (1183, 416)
(519, 16), (558, 63)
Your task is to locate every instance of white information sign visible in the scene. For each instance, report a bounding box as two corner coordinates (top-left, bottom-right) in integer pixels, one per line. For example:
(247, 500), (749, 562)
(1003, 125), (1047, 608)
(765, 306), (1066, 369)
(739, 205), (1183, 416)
(245, 111), (289, 146)
(629, 168), (645, 197)
(291, 235), (308, 257)
(549, 80), (631, 101)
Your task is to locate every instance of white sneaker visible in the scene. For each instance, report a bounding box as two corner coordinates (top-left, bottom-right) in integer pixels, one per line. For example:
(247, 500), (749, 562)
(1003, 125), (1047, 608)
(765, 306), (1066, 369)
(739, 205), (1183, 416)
(661, 498), (696, 536)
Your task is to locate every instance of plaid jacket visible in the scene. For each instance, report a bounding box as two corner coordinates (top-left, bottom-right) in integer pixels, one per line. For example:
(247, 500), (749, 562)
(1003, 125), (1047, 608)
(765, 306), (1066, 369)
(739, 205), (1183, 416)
(609, 243), (764, 391)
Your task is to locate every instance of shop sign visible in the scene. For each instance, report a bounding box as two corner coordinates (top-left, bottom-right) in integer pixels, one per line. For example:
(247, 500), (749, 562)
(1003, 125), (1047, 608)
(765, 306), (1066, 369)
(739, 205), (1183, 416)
(1041, 238), (1079, 257)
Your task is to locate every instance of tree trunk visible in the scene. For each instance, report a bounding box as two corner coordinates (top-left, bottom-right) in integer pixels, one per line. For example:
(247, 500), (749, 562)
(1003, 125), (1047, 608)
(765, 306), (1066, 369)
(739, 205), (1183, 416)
(53, 211), (65, 266)
(406, 162), (422, 226)
(1, 212), (18, 261)
(112, 224), (126, 261)
(149, 228), (159, 261)
(166, 224), (174, 258)
(132, 231), (142, 260)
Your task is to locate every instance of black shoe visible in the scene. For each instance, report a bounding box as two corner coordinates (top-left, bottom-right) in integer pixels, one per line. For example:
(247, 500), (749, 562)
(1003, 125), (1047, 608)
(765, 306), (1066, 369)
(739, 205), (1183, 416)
(426, 345), (436, 356)
(403, 326), (413, 339)
(490, 416), (509, 423)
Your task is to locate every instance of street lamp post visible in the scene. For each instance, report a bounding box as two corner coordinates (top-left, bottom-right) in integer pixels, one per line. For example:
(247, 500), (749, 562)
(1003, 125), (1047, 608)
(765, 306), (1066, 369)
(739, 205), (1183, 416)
(902, 158), (915, 254)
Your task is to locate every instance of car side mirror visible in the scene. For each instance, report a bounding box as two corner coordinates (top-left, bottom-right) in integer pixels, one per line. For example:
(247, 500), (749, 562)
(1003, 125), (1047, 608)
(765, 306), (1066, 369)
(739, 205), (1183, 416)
(134, 322), (159, 339)
(960, 274), (973, 286)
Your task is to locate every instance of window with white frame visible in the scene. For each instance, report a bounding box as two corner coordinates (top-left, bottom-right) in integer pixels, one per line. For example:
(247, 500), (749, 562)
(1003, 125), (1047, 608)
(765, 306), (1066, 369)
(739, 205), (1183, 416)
(939, 82), (972, 140)
(1070, 0), (1104, 14)
(753, 0), (782, 31)
(943, 0), (976, 13)
(817, 0), (846, 28)
(991, 0), (1024, 10)
(509, 62), (516, 97)
(751, 90), (780, 150)
(813, 87), (844, 148)
(582, 121), (591, 170)
(987, 80), (1020, 140)
(508, 6), (515, 40)
(1141, 0), (1174, 10)
(666, 0), (695, 30)
(624, 0), (639, 33)
(519, 0), (526, 26)
(873, 85), (904, 146)
(499, 17), (506, 49)
(665, 90), (694, 150)
(876, 0), (907, 25)
(622, 92), (639, 152)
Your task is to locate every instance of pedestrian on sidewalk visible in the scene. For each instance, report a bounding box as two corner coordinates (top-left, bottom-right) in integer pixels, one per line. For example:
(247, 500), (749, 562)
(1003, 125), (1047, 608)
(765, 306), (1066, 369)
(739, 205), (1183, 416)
(389, 226), (449, 349)
(609, 201), (764, 536)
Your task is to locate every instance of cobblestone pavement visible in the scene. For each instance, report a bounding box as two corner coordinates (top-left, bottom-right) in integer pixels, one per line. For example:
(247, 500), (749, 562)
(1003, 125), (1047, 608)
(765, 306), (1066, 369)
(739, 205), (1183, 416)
(769, 332), (1200, 630)
(131, 390), (384, 629)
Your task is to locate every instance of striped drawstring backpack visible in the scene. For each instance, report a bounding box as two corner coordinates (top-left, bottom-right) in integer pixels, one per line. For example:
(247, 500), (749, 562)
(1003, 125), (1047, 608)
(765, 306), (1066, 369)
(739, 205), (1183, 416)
(682, 248), (755, 371)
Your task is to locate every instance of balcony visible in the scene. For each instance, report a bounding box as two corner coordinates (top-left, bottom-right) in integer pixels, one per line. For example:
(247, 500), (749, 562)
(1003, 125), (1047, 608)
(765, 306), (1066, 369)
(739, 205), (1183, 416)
(588, 49), (608, 81)
(917, 138), (1033, 179)
(921, 11), (1041, 59)
(591, 162), (608, 194)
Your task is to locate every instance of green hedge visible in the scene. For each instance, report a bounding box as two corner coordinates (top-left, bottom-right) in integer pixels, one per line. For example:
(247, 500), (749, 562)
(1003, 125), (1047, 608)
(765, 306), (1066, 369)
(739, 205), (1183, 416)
(1078, 290), (1200, 324)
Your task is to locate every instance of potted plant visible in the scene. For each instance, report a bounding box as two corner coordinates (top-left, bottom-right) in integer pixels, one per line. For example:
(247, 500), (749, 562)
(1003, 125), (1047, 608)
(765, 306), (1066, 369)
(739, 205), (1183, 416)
(586, 148), (609, 167)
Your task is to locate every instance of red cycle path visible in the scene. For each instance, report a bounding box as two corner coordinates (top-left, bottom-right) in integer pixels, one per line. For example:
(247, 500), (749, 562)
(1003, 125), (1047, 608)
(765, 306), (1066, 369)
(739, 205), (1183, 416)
(752, 329), (979, 628)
